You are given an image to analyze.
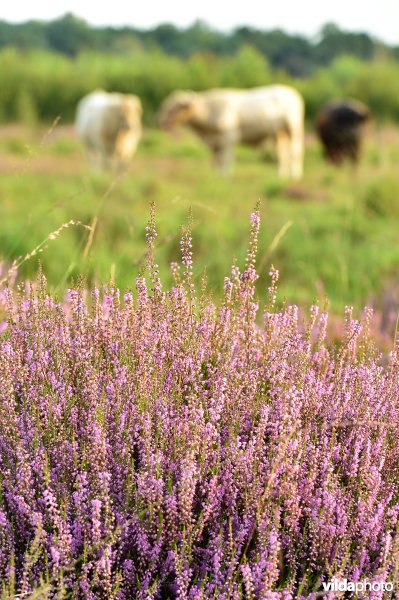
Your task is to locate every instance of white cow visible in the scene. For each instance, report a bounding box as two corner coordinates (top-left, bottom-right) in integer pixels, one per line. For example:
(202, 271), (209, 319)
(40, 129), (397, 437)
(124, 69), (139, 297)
(159, 85), (304, 179)
(75, 90), (142, 170)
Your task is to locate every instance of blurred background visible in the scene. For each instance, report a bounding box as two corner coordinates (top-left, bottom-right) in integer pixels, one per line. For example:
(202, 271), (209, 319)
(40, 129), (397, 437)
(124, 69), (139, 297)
(0, 7), (399, 345)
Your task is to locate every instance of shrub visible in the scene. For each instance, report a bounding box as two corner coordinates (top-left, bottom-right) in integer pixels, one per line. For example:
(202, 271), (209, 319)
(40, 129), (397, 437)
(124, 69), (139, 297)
(15, 87), (38, 127)
(1, 47), (399, 127)
(0, 212), (399, 597)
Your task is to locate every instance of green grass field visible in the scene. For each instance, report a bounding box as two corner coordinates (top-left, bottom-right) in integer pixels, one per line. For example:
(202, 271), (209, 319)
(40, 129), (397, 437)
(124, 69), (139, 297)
(1, 122), (399, 316)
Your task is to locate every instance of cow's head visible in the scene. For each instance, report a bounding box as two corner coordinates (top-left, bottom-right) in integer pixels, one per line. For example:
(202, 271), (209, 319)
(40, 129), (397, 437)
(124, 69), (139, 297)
(158, 91), (197, 130)
(321, 99), (371, 128)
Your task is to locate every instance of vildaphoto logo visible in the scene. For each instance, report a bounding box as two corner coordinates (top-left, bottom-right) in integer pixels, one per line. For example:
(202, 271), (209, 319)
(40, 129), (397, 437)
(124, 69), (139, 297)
(322, 578), (394, 594)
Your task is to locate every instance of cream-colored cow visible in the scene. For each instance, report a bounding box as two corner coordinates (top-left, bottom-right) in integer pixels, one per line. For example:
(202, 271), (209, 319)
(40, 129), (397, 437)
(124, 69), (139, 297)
(159, 85), (304, 179)
(75, 90), (142, 170)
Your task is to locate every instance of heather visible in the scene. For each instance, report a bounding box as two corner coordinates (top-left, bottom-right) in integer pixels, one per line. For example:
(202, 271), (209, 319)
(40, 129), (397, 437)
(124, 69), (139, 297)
(1, 212), (399, 598)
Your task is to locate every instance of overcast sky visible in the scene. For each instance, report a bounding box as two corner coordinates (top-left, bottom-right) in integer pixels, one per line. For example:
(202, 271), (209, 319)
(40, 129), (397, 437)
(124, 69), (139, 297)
(1, 0), (399, 45)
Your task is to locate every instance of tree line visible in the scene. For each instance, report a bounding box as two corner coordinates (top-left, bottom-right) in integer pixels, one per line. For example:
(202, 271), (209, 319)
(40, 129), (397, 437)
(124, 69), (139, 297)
(0, 13), (398, 76)
(1, 15), (399, 127)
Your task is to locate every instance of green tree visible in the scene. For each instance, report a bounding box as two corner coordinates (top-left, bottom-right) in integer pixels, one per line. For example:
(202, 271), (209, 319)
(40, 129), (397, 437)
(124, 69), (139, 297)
(45, 13), (93, 56)
(315, 22), (375, 65)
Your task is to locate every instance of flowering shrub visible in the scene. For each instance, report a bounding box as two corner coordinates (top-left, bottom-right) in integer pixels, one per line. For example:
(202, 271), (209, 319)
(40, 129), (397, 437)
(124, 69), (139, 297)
(1, 211), (399, 599)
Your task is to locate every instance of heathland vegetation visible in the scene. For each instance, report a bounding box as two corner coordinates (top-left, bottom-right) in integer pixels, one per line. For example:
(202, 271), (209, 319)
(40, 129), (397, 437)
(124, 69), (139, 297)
(1, 16), (399, 598)
(1, 212), (399, 597)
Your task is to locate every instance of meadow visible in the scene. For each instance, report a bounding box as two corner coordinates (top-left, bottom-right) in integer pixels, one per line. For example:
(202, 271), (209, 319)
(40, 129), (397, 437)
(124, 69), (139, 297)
(1, 121), (399, 324)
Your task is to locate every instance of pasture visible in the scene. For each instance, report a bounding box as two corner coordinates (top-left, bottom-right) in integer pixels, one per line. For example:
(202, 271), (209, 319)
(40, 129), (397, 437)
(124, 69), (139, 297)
(1, 121), (399, 320)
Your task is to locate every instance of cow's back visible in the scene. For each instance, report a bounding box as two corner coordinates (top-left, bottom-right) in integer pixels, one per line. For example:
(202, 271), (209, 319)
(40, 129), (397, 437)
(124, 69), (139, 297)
(196, 86), (303, 143)
(236, 86), (304, 143)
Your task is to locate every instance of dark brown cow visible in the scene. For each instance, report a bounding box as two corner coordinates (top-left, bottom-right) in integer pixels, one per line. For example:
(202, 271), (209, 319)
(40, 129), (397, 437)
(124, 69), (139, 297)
(315, 99), (370, 165)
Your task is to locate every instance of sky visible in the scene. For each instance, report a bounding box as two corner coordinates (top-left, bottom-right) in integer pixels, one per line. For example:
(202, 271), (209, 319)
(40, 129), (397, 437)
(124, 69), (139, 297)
(1, 0), (399, 46)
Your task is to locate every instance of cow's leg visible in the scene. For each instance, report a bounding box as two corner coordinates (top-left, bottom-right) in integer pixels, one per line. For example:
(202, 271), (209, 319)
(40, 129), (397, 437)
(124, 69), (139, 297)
(276, 130), (291, 178)
(96, 150), (109, 171)
(213, 144), (234, 176)
(85, 140), (101, 170)
(93, 151), (106, 171)
(348, 139), (360, 164)
(290, 130), (304, 180)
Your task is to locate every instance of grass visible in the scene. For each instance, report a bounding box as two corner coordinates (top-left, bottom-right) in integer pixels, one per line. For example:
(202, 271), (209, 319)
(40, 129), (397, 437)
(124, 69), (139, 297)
(1, 123), (399, 314)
